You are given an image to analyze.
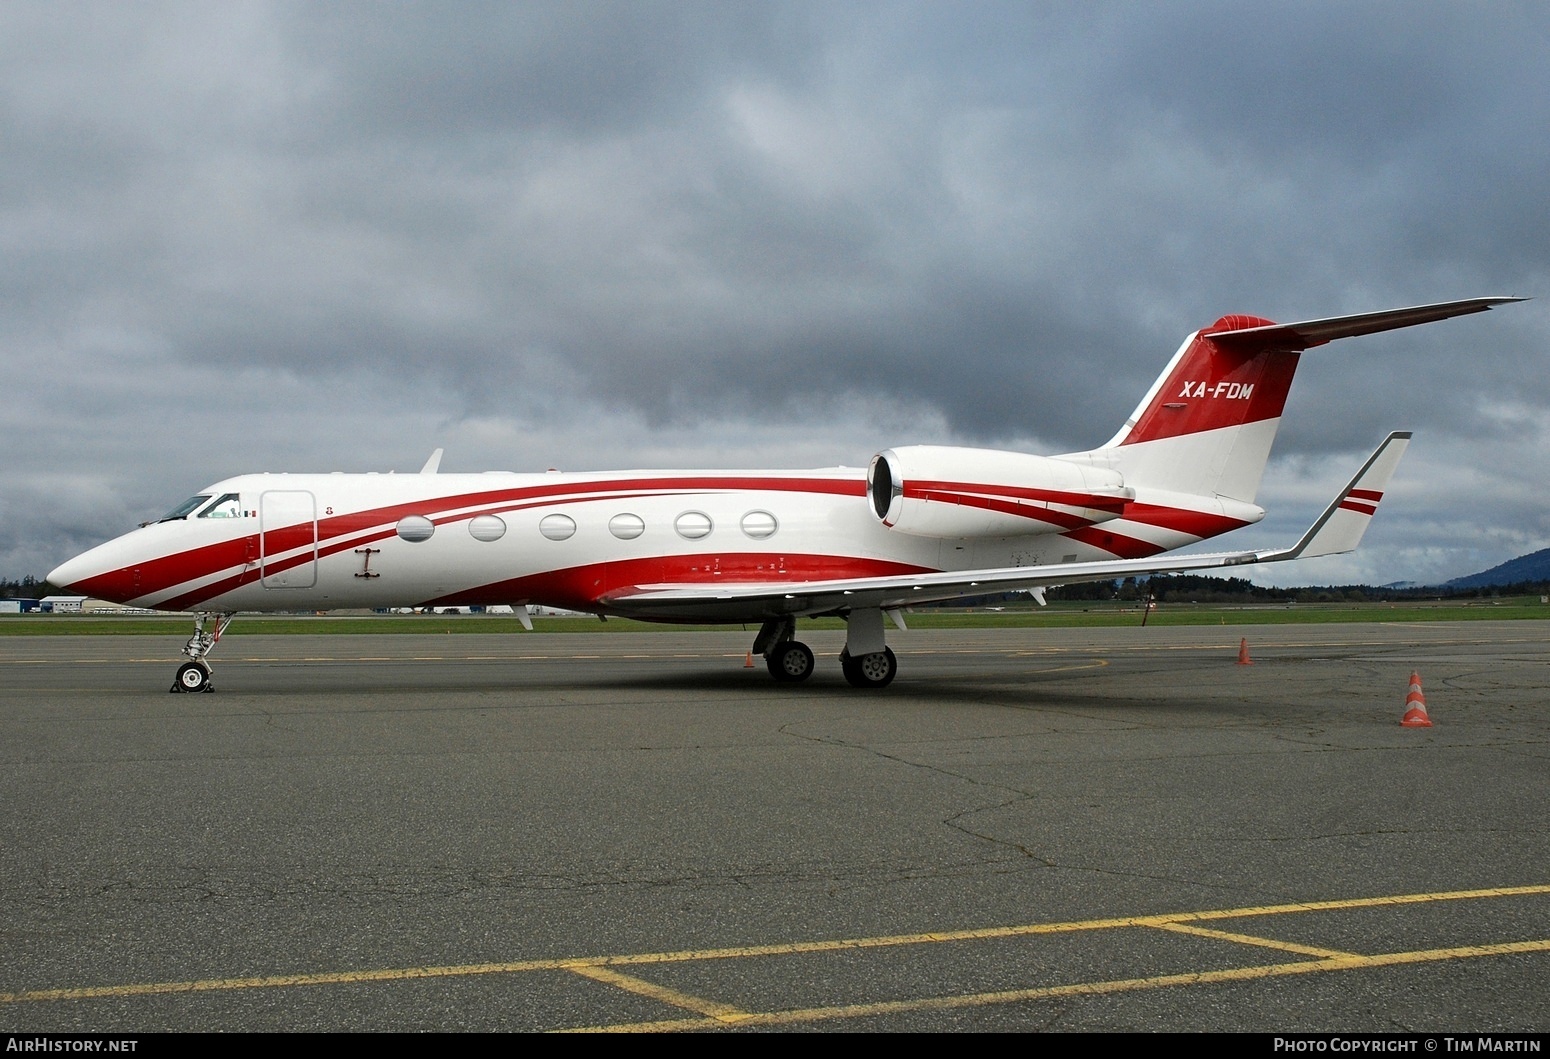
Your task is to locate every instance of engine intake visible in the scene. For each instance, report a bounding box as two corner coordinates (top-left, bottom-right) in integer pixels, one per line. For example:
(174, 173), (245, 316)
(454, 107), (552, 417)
(867, 445), (1132, 539)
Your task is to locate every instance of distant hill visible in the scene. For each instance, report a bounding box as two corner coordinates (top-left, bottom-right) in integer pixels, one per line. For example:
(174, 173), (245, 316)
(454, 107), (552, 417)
(1446, 547), (1550, 589)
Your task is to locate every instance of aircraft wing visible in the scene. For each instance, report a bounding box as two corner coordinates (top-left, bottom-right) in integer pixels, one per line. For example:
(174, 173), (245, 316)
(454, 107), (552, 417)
(601, 432), (1411, 622)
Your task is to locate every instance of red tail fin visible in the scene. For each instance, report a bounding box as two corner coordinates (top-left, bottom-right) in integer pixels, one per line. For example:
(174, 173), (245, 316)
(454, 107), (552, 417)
(1068, 297), (1521, 504)
(1120, 316), (1300, 446)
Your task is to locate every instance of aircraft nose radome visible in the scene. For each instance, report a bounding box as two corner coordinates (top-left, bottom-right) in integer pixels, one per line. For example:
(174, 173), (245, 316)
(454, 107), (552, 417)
(46, 545), (137, 602)
(48, 552), (97, 592)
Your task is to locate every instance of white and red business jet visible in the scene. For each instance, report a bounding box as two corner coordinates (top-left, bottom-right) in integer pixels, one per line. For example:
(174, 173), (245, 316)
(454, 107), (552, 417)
(48, 297), (1520, 692)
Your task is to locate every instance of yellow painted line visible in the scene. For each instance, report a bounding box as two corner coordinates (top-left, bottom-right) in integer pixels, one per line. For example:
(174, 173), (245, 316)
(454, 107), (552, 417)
(582, 883), (1550, 968)
(5, 883), (1547, 1007)
(1000, 659), (1109, 674)
(564, 963), (753, 1023)
(1157, 883), (1550, 923)
(1, 958), (580, 1003)
(564, 937), (1550, 1032)
(1151, 921), (1358, 959)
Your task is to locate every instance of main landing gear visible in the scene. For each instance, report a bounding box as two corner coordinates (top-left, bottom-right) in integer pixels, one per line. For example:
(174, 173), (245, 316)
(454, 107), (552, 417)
(170, 612), (234, 693)
(840, 646), (897, 689)
(751, 609), (901, 689)
(767, 639), (815, 682)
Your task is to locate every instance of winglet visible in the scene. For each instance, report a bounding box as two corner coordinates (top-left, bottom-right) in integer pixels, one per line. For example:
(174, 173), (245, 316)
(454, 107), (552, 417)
(1255, 431), (1411, 562)
(420, 448), (444, 475)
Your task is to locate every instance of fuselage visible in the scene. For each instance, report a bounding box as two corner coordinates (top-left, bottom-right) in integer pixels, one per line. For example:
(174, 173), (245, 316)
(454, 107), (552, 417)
(46, 466), (1250, 621)
(40, 297), (1512, 691)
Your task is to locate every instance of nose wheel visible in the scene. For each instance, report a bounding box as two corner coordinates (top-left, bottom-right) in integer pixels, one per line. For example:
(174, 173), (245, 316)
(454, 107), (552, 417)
(170, 612), (234, 693)
(172, 661), (214, 694)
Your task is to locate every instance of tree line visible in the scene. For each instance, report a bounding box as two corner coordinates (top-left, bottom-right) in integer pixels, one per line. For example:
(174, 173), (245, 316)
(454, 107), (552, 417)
(0, 576), (45, 598)
(1046, 574), (1550, 604)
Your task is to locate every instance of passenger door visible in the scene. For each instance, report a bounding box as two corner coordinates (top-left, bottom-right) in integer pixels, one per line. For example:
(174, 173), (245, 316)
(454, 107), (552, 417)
(260, 490), (318, 588)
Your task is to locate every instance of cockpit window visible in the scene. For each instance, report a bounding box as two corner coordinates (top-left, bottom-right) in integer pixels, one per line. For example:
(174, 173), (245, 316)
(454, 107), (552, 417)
(158, 495), (211, 522)
(198, 493), (243, 519)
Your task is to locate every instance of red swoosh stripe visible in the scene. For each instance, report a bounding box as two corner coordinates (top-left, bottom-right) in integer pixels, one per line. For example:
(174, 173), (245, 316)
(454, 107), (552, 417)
(1059, 504), (1253, 559)
(82, 476), (869, 609)
(421, 554), (934, 612)
(904, 480), (1129, 513)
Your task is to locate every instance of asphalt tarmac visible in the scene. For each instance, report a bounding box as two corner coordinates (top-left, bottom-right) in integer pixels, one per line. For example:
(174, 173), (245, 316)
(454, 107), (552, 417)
(2, 621), (1547, 1033)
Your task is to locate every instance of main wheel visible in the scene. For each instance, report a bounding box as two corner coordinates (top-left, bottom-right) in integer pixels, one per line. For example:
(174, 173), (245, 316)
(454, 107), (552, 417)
(173, 661), (211, 693)
(841, 647), (897, 688)
(766, 641), (815, 683)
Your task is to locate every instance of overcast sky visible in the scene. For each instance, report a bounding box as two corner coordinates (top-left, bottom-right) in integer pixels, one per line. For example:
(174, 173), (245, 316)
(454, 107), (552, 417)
(5, 1), (1547, 587)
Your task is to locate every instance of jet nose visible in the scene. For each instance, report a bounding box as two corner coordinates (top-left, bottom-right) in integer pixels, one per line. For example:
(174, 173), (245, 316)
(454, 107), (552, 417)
(47, 542), (138, 602)
(47, 553), (93, 593)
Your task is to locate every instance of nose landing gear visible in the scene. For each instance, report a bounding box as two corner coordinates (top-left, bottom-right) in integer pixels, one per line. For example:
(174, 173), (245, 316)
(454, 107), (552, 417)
(173, 661), (212, 693)
(169, 612), (234, 693)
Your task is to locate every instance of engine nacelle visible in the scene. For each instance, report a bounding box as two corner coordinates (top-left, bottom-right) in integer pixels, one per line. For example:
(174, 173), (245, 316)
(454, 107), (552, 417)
(867, 445), (1133, 538)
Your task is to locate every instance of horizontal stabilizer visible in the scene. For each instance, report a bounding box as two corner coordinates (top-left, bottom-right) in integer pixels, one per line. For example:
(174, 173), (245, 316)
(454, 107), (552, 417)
(1206, 297), (1524, 351)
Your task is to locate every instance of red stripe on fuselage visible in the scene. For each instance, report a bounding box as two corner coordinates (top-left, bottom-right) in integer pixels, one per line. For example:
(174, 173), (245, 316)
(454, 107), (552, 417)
(904, 480), (1129, 513)
(1120, 503), (1252, 539)
(1059, 525), (1167, 559)
(905, 492), (1102, 531)
(80, 475), (868, 609)
(420, 554), (935, 612)
(1060, 503), (1253, 559)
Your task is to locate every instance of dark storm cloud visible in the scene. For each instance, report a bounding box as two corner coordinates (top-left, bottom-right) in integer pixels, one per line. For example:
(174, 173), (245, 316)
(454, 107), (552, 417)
(285, 1), (819, 139)
(3, 1), (1547, 584)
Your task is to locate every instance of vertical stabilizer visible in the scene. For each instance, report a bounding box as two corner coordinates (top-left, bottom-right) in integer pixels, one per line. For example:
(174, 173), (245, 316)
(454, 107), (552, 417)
(1060, 297), (1521, 503)
(1097, 318), (1300, 502)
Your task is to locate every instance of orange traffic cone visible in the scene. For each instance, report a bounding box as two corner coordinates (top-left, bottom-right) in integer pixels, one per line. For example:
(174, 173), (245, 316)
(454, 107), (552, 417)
(1237, 638), (1252, 665)
(744, 651), (755, 669)
(1401, 672), (1432, 727)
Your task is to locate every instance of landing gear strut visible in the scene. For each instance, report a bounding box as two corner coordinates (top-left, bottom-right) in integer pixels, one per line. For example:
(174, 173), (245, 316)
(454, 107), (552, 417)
(753, 617), (815, 683)
(839, 607), (899, 688)
(170, 612), (234, 693)
(748, 610), (903, 687)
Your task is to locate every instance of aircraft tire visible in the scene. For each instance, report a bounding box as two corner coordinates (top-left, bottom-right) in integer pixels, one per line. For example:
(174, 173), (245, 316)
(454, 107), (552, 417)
(767, 641), (815, 683)
(840, 647), (897, 689)
(173, 661), (211, 694)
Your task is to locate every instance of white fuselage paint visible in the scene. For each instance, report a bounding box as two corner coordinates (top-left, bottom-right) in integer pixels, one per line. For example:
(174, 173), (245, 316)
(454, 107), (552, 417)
(50, 466), (1252, 621)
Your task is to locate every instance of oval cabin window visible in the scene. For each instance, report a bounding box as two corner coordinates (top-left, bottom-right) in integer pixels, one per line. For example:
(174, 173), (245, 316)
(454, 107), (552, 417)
(469, 514), (506, 542)
(609, 513), (645, 540)
(396, 515), (435, 543)
(674, 511), (713, 540)
(740, 510), (778, 539)
(539, 513), (577, 541)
